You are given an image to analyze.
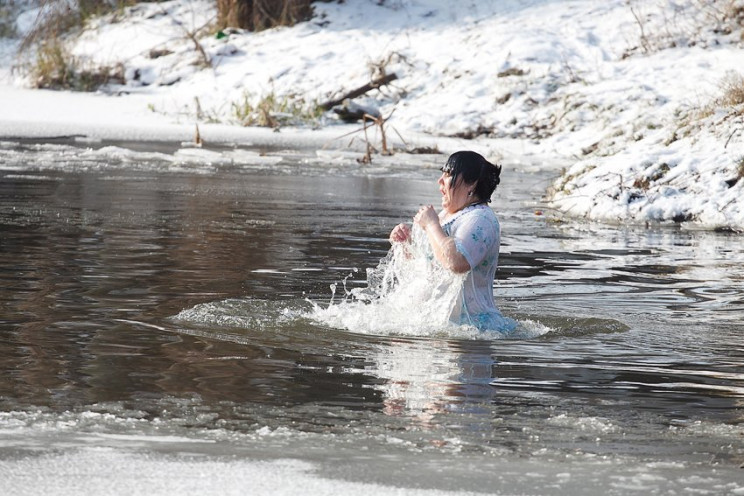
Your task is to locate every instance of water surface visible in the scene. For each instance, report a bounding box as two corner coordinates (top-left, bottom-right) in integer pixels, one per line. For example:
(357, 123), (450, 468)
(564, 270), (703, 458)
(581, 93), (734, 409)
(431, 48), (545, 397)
(1, 140), (742, 495)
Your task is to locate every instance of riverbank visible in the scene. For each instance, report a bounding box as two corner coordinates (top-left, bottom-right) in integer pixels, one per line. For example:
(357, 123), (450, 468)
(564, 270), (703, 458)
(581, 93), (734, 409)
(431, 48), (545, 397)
(1, 0), (743, 229)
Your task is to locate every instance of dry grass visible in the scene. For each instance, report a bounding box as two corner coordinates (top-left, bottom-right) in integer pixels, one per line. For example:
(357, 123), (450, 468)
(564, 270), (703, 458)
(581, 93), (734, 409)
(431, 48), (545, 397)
(675, 71), (744, 138)
(716, 71), (744, 108)
(32, 40), (124, 91)
(20, 1), (135, 91)
(231, 91), (323, 128)
(624, 0), (744, 57)
(721, 0), (744, 32)
(21, 1), (217, 89)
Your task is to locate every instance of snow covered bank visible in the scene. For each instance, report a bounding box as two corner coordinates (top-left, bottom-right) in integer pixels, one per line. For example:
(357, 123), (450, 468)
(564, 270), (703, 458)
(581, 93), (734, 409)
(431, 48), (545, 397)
(547, 101), (744, 230)
(1, 0), (743, 229)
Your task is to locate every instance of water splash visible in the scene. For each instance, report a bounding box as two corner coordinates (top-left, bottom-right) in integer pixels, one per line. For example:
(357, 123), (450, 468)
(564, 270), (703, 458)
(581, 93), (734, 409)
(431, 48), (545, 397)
(308, 226), (551, 340)
(169, 224), (553, 340)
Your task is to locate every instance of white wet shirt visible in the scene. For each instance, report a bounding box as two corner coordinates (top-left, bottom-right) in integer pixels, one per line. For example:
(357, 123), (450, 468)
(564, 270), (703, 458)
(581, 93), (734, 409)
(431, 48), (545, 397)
(440, 204), (516, 333)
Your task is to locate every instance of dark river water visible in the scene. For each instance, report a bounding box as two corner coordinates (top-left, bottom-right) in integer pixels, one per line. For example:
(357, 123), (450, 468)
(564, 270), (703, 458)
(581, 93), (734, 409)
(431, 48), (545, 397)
(0, 140), (742, 495)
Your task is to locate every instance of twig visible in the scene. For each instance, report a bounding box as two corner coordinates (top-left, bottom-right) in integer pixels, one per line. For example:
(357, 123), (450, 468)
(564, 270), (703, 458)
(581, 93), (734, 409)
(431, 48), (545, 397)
(724, 126), (742, 148)
(629, 3), (651, 53)
(391, 124), (408, 148)
(334, 109), (398, 163)
(359, 119), (374, 163)
(160, 7), (214, 67)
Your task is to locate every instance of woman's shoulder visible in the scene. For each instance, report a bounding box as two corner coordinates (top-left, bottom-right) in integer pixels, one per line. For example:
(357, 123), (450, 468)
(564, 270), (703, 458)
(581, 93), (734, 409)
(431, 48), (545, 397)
(443, 204), (500, 231)
(450, 205), (500, 235)
(454, 205), (500, 250)
(462, 204), (499, 224)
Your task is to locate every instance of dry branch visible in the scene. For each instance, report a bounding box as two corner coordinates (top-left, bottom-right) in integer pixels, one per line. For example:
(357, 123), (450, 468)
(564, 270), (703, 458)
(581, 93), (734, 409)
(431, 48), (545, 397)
(320, 73), (398, 110)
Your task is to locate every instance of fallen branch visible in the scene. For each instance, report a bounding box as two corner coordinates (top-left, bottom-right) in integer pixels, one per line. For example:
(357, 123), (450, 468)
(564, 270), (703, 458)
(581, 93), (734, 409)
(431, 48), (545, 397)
(320, 73), (398, 110)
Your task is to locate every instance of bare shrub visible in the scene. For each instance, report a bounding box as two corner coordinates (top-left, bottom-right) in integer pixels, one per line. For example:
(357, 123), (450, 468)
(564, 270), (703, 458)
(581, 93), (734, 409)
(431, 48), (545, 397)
(624, 0), (744, 57)
(717, 71), (744, 108)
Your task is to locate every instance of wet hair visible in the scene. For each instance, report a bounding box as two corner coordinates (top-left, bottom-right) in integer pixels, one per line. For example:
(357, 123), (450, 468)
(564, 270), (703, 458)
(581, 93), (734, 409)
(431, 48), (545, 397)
(440, 151), (502, 203)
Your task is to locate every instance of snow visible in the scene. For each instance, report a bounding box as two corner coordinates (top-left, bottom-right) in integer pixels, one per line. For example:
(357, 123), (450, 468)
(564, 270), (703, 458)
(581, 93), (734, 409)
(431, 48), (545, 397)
(1, 0), (743, 230)
(1, 447), (487, 496)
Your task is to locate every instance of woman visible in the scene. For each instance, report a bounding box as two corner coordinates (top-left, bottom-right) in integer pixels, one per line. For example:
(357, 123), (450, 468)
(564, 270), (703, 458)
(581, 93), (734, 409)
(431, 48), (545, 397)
(389, 151), (516, 333)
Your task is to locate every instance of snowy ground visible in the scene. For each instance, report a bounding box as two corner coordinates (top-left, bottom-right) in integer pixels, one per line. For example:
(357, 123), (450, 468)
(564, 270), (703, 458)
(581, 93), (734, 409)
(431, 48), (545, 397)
(1, 0), (743, 230)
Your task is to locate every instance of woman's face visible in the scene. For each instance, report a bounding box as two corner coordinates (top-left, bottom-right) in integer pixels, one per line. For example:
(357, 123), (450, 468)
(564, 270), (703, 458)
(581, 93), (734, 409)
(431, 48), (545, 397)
(438, 171), (472, 214)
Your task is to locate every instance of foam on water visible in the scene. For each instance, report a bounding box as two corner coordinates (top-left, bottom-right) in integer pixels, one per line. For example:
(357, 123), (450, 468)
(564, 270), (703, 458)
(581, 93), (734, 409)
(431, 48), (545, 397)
(174, 298), (292, 331)
(171, 294), (552, 342)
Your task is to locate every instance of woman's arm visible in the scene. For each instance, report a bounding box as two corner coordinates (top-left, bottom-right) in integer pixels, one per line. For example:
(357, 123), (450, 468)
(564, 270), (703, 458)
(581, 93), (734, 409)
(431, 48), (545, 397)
(414, 205), (471, 274)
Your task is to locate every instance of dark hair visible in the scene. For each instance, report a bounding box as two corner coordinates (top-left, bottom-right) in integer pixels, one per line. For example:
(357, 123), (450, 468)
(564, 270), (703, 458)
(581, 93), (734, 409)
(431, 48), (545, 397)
(440, 151), (502, 203)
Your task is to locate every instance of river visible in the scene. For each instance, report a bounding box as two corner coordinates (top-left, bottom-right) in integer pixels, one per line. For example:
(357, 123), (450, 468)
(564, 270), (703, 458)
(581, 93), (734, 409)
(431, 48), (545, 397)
(0, 139), (742, 495)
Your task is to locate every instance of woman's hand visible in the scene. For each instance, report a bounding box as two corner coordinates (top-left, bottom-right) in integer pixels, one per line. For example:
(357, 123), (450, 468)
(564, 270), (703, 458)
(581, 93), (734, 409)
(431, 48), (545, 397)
(389, 223), (412, 244)
(414, 205), (471, 274)
(413, 205), (439, 231)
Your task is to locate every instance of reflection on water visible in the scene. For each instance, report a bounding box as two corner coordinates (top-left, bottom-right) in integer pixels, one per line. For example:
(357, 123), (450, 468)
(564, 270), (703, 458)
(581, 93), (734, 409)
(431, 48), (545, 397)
(1, 141), (743, 492)
(374, 339), (496, 426)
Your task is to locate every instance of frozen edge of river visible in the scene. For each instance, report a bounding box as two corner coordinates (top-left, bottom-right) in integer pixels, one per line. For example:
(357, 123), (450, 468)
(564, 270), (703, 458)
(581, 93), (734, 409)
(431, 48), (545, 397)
(0, 84), (519, 158)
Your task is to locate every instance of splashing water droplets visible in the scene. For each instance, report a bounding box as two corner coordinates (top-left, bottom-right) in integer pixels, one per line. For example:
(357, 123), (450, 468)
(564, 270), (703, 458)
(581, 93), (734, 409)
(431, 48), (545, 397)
(309, 225), (482, 337)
